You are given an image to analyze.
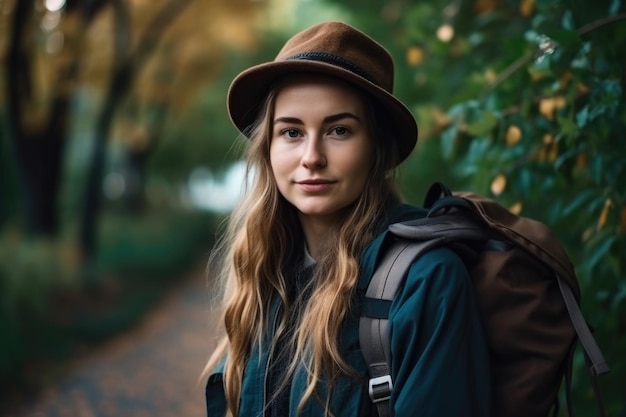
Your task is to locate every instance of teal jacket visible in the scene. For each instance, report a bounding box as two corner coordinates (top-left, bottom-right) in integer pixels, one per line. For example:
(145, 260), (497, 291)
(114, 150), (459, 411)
(205, 204), (491, 417)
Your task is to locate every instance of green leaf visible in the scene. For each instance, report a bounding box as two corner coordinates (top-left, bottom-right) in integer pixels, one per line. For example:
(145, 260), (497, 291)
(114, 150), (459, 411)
(563, 190), (597, 216)
(611, 281), (626, 309)
(609, 0), (622, 15)
(576, 105), (590, 128)
(556, 115), (580, 138)
(466, 111), (498, 136)
(585, 235), (616, 275)
(589, 154), (605, 184)
(440, 126), (458, 160)
(466, 138), (492, 164)
(588, 80), (622, 119)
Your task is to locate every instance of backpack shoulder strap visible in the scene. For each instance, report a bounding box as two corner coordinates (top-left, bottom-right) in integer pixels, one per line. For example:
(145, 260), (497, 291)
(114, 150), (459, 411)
(557, 276), (610, 376)
(359, 238), (435, 417)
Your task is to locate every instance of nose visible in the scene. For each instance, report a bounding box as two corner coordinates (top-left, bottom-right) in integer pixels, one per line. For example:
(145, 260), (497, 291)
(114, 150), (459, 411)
(301, 136), (326, 169)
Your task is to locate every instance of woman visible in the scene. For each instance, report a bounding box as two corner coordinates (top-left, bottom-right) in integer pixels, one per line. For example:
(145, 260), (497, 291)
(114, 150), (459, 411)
(204, 21), (491, 417)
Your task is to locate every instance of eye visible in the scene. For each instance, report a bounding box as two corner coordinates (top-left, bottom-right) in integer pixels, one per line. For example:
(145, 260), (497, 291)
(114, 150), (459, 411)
(281, 128), (301, 139)
(330, 126), (351, 137)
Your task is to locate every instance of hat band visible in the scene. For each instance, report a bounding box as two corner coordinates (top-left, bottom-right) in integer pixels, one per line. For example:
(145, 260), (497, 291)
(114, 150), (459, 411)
(285, 52), (381, 88)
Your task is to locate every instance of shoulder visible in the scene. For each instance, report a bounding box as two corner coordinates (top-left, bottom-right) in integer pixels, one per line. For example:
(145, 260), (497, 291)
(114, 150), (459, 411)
(401, 246), (469, 298)
(389, 246), (474, 340)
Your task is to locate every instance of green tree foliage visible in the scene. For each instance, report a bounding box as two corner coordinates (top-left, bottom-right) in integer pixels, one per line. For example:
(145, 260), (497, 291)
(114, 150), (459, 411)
(318, 0), (625, 414)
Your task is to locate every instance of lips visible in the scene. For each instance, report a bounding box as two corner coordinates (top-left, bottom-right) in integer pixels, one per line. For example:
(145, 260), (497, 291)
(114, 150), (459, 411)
(297, 179), (336, 192)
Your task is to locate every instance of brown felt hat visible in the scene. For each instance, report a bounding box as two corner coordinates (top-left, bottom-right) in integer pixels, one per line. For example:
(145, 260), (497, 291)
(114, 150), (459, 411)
(227, 21), (418, 165)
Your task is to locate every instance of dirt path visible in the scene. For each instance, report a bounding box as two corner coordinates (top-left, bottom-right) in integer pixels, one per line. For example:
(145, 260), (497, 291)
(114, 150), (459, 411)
(4, 269), (218, 417)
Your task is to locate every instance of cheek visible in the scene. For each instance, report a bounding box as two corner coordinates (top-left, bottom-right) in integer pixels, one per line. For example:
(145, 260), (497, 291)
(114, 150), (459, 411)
(351, 148), (375, 184)
(269, 148), (289, 185)
(354, 166), (372, 193)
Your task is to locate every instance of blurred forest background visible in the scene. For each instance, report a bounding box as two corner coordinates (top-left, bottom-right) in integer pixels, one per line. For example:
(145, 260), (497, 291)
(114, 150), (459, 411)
(0, 0), (624, 415)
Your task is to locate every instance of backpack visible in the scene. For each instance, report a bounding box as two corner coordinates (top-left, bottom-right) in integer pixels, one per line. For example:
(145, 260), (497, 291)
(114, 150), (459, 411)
(359, 182), (610, 417)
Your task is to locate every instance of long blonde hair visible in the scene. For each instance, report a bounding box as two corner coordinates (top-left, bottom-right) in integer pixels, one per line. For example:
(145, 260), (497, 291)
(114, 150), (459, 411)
(205, 83), (403, 417)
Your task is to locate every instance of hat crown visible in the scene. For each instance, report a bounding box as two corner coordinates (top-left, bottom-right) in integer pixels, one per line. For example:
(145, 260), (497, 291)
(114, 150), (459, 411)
(227, 21), (418, 166)
(275, 22), (394, 93)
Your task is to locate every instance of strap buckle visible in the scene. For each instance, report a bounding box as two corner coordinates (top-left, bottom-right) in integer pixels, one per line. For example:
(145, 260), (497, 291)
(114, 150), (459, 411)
(368, 375), (393, 403)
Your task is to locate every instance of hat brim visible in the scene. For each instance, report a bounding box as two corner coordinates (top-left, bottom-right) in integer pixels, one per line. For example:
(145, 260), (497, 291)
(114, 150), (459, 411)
(227, 60), (418, 165)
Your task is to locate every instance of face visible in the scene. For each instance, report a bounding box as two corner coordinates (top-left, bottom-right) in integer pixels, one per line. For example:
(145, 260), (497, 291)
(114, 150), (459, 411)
(269, 75), (375, 227)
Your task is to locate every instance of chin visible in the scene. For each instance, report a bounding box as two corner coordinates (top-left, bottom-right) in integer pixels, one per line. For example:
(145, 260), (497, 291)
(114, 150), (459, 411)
(295, 204), (352, 222)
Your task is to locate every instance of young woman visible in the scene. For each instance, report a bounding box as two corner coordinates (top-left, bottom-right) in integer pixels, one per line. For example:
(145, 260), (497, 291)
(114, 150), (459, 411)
(204, 21), (491, 417)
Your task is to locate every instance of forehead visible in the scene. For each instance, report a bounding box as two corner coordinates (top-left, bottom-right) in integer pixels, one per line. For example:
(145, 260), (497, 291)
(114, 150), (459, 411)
(273, 74), (368, 113)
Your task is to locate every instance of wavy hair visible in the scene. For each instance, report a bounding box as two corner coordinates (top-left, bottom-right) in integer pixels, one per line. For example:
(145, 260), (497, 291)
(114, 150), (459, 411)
(204, 81), (403, 417)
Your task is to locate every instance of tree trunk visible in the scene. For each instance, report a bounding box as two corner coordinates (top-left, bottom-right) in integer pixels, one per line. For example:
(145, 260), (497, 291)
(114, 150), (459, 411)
(5, 0), (68, 236)
(79, 0), (191, 261)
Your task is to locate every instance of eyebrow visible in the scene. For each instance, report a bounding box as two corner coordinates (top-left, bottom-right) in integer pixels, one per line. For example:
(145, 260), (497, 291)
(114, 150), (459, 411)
(273, 112), (361, 125)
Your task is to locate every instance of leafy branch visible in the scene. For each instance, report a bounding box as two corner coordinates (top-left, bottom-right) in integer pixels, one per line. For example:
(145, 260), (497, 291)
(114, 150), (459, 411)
(483, 13), (626, 96)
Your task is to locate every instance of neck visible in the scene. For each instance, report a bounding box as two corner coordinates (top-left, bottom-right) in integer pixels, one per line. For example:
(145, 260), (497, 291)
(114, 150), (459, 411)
(298, 215), (338, 260)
